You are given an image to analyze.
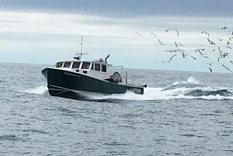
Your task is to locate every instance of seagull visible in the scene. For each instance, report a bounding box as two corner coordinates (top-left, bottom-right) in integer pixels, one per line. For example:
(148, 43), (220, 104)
(168, 54), (177, 63)
(218, 38), (223, 41)
(165, 29), (179, 36)
(222, 64), (233, 73)
(201, 31), (210, 37)
(207, 38), (215, 45)
(151, 33), (157, 38)
(134, 31), (141, 36)
(221, 27), (227, 30)
(226, 45), (232, 49)
(157, 39), (163, 45)
(180, 51), (187, 58)
(202, 55), (209, 59)
(218, 47), (223, 53)
(178, 43), (184, 47)
(217, 53), (228, 61)
(175, 29), (179, 37)
(221, 53), (229, 58)
(191, 55), (197, 60)
(217, 57), (222, 62)
(195, 48), (205, 55)
(209, 67), (213, 72)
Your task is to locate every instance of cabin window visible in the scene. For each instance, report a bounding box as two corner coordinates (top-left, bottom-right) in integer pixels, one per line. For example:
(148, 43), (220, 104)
(72, 62), (80, 69)
(91, 63), (94, 70)
(56, 62), (63, 68)
(81, 62), (90, 69)
(102, 65), (106, 72)
(95, 64), (100, 71)
(63, 62), (71, 68)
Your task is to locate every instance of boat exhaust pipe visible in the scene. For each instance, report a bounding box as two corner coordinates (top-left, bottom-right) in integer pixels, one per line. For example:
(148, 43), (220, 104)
(105, 54), (110, 63)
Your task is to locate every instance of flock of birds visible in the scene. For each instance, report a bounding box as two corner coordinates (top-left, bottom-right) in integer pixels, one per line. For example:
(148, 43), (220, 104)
(134, 27), (233, 73)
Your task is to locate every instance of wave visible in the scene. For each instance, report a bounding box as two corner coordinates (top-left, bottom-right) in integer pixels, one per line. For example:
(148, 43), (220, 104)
(0, 135), (20, 141)
(185, 89), (232, 97)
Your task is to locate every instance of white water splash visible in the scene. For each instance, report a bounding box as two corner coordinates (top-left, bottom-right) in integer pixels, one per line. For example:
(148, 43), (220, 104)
(173, 76), (199, 85)
(23, 86), (48, 94)
(187, 76), (199, 84)
(87, 86), (233, 101)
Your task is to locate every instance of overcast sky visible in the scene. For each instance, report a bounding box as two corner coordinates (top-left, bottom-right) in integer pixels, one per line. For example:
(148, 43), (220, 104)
(1, 0), (233, 17)
(0, 0), (233, 73)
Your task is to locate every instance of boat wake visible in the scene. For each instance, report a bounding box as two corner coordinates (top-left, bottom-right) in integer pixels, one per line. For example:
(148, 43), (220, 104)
(86, 77), (233, 101)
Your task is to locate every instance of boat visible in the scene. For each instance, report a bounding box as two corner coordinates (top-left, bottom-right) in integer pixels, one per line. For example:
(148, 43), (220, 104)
(41, 37), (146, 99)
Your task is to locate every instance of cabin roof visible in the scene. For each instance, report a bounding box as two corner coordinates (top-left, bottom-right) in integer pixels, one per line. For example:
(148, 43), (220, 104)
(56, 60), (112, 66)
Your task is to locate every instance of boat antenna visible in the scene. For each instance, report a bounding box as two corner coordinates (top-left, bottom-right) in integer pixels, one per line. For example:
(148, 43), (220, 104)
(80, 36), (83, 54)
(73, 36), (84, 60)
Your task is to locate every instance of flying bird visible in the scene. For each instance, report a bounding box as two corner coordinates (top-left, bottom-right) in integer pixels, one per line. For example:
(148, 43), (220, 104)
(180, 51), (187, 58)
(217, 57), (222, 62)
(207, 38), (215, 45)
(209, 67), (213, 72)
(201, 31), (210, 37)
(168, 54), (177, 63)
(134, 31), (141, 36)
(165, 29), (179, 36)
(195, 48), (205, 55)
(222, 64), (233, 73)
(151, 33), (157, 38)
(218, 47), (223, 53)
(202, 55), (209, 59)
(226, 45), (232, 49)
(191, 55), (197, 60)
(175, 29), (179, 37)
(157, 39), (163, 45)
(221, 27), (227, 30)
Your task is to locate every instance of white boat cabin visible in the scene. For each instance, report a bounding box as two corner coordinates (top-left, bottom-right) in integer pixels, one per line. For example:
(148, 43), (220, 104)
(55, 58), (122, 83)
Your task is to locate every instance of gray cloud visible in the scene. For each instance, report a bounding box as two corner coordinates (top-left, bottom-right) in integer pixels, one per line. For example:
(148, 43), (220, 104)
(1, 0), (233, 18)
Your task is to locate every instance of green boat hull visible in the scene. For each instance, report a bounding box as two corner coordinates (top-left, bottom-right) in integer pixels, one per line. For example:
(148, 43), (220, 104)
(41, 68), (144, 99)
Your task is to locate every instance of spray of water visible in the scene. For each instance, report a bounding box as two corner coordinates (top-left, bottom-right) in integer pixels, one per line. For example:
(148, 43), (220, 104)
(23, 86), (48, 94)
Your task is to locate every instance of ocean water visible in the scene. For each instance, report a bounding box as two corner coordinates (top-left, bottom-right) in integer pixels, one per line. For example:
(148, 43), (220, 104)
(0, 62), (233, 156)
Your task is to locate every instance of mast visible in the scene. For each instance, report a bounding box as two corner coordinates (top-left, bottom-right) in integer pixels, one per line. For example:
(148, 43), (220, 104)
(80, 36), (83, 55)
(74, 36), (84, 60)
